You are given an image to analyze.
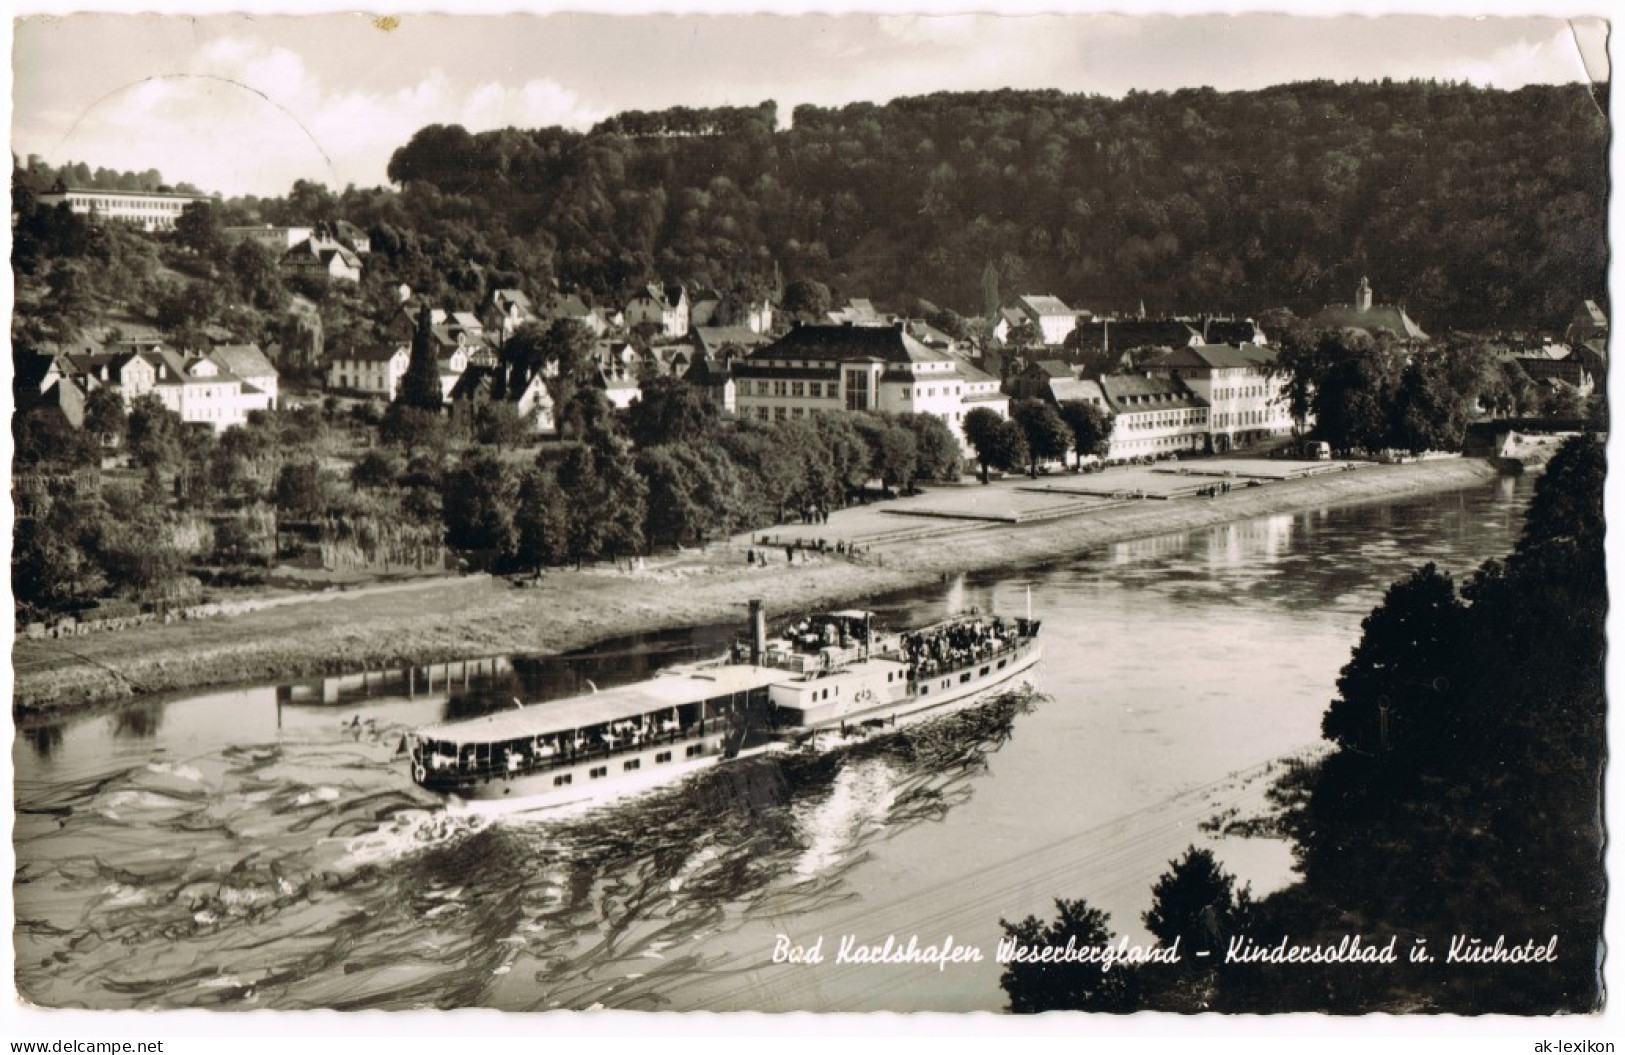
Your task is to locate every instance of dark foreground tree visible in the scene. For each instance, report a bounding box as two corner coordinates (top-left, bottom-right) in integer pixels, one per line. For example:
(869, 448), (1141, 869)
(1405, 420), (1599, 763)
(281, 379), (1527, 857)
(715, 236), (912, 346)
(396, 303), (445, 411)
(1143, 846), (1249, 962)
(998, 900), (1138, 1013)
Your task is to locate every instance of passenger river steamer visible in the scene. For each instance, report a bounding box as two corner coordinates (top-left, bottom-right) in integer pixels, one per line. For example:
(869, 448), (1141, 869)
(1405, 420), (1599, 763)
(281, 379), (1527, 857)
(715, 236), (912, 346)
(406, 601), (1041, 813)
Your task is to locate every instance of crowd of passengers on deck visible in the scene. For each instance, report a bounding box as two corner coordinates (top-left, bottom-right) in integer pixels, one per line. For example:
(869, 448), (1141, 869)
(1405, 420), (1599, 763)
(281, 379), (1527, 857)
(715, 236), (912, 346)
(418, 712), (691, 780)
(904, 617), (1037, 680)
(784, 616), (872, 653)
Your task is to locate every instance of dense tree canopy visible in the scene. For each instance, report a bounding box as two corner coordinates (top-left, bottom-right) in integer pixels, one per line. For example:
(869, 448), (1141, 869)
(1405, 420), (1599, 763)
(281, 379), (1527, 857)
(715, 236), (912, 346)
(374, 82), (1604, 328)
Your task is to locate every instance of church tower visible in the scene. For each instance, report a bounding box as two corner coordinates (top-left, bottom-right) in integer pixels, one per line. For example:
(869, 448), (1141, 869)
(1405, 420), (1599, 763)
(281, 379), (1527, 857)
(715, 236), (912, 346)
(1355, 276), (1373, 313)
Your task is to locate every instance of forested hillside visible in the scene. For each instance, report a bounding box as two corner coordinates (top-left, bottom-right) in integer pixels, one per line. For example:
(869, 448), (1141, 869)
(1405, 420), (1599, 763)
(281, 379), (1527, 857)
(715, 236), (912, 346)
(376, 82), (1607, 328)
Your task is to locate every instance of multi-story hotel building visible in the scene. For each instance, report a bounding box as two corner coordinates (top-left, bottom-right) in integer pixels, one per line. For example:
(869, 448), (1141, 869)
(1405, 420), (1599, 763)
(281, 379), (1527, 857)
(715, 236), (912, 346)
(1096, 375), (1211, 460)
(1143, 343), (1296, 451)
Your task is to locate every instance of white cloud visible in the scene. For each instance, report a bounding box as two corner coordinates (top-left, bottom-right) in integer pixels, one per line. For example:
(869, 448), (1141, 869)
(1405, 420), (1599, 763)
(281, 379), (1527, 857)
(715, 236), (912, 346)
(1446, 24), (1604, 88)
(48, 34), (607, 196)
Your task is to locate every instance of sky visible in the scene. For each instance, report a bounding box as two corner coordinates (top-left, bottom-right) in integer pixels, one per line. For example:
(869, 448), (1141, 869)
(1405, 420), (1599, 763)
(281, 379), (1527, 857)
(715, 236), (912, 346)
(6, 8), (1613, 199)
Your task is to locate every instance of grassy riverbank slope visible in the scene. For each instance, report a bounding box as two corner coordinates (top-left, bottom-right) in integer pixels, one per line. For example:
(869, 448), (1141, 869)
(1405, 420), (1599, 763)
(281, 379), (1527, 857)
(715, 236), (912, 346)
(11, 458), (1499, 720)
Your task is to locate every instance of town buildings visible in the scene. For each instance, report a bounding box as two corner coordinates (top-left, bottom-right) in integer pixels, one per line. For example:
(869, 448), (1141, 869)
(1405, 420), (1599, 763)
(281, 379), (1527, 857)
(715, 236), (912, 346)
(1094, 375), (1211, 460)
(733, 323), (1008, 452)
(40, 345), (279, 432)
(1143, 343), (1296, 451)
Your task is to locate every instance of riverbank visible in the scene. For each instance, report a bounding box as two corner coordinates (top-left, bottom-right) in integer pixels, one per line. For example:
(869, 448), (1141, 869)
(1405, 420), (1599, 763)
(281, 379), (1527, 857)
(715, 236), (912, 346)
(11, 457), (1501, 721)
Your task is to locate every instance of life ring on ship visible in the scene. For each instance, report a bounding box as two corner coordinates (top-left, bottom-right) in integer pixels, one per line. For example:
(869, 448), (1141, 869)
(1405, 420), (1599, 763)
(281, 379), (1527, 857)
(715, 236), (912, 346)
(413, 763), (426, 783)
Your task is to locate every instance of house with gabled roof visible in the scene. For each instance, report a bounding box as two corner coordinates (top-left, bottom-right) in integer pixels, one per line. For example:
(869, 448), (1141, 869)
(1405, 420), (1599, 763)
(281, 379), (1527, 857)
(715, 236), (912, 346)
(1071, 317), (1203, 360)
(328, 345), (410, 400)
(58, 350), (158, 406)
(147, 350), (267, 431)
(210, 344), (279, 409)
(624, 283), (689, 338)
(486, 288), (537, 344)
(449, 363), (557, 435)
(1048, 377), (1110, 414)
(684, 353), (738, 416)
(1017, 295), (1086, 346)
(992, 306), (1029, 345)
(281, 236), (362, 284)
(826, 298), (890, 327)
(596, 365), (644, 410)
(692, 325), (772, 362)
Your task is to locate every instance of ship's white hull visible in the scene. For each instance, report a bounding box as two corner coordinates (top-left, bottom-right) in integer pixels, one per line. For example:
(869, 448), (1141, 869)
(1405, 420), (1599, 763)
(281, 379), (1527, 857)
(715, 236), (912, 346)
(447, 738), (784, 818)
(442, 638), (1041, 818)
(801, 638), (1042, 736)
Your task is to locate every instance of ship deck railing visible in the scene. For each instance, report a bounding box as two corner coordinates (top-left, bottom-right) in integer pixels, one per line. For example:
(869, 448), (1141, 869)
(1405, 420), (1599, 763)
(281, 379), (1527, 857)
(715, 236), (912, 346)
(906, 633), (1036, 683)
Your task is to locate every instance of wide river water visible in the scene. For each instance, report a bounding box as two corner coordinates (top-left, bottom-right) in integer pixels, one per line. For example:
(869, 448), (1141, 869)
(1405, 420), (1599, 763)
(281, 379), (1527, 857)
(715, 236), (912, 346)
(13, 473), (1533, 1013)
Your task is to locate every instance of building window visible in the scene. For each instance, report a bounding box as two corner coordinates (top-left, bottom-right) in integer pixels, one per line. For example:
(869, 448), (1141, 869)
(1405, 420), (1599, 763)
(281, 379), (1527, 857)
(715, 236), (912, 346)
(554, 774), (573, 786)
(655, 751), (672, 764)
(624, 759), (641, 772)
(590, 766), (607, 779)
(791, 381), (804, 397)
(845, 369), (871, 411)
(773, 380), (788, 397)
(809, 382), (822, 398)
(687, 744), (704, 757)
(774, 406), (787, 422)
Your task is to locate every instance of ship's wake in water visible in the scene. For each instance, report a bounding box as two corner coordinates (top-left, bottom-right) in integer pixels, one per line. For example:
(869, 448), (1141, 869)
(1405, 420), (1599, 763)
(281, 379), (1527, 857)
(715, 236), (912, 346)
(14, 688), (1041, 1011)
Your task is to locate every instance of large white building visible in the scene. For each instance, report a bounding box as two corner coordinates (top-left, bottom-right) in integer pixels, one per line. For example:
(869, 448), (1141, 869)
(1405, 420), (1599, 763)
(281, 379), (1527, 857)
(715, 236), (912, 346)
(733, 323), (1007, 452)
(1143, 343), (1296, 451)
(1096, 375), (1211, 460)
(35, 185), (210, 232)
(1017, 295), (1085, 346)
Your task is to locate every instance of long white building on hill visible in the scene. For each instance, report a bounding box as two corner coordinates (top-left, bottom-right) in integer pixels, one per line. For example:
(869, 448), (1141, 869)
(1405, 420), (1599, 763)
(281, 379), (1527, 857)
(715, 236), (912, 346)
(34, 185), (211, 232)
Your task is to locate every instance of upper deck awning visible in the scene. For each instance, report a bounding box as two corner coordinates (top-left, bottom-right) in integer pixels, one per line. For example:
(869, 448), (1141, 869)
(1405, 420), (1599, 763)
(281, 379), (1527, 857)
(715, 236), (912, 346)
(418, 664), (785, 744)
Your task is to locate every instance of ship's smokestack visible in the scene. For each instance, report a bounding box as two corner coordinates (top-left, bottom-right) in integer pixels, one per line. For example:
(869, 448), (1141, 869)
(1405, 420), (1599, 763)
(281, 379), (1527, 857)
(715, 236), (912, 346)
(748, 599), (766, 665)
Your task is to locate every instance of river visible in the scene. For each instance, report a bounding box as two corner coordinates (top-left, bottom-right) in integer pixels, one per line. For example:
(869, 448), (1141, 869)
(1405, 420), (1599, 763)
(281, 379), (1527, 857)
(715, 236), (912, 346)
(12, 474), (1532, 1013)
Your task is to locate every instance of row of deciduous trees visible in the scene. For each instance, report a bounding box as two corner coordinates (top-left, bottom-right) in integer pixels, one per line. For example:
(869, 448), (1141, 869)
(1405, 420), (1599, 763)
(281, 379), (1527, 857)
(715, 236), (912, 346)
(434, 383), (968, 571)
(963, 399), (1115, 482)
